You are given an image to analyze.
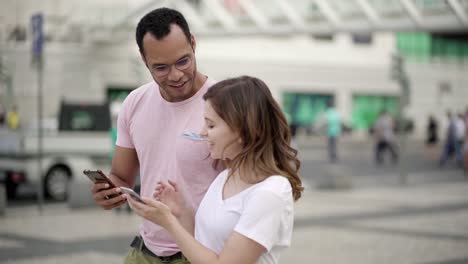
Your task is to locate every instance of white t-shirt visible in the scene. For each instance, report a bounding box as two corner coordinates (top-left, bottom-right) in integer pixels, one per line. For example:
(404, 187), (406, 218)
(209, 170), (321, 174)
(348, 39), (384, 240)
(195, 170), (294, 264)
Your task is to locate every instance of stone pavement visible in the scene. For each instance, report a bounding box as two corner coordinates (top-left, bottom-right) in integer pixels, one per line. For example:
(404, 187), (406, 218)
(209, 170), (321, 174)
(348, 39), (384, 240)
(283, 181), (468, 264)
(1, 179), (468, 264)
(1, 137), (467, 263)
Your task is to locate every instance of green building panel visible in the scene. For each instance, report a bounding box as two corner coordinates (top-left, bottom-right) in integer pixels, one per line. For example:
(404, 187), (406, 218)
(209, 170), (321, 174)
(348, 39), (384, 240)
(351, 95), (399, 130)
(282, 92), (333, 127)
(397, 32), (468, 60)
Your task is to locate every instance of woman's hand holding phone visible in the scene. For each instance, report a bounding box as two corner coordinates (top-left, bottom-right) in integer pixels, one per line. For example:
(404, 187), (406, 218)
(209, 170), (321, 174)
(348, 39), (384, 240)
(153, 180), (190, 218)
(120, 187), (146, 204)
(127, 193), (175, 229)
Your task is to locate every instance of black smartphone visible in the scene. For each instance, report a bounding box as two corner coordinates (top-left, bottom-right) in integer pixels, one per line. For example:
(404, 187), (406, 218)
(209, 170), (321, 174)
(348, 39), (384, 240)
(83, 169), (119, 198)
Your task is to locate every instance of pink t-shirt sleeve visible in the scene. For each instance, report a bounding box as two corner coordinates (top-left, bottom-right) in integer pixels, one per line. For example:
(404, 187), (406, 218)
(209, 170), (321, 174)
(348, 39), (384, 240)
(116, 97), (134, 149)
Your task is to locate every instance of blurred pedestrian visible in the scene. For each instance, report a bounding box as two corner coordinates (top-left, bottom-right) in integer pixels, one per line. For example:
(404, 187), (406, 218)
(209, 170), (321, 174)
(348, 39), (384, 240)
(6, 104), (20, 130)
(439, 111), (457, 167)
(325, 101), (341, 163)
(0, 102), (5, 126)
(463, 108), (468, 174)
(454, 113), (466, 167)
(425, 115), (439, 159)
(373, 110), (398, 165)
(426, 115), (439, 146)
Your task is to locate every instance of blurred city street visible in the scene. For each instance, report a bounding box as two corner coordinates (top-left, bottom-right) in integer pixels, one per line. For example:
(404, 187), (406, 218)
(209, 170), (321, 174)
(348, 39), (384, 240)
(2, 1), (468, 263)
(1, 137), (467, 264)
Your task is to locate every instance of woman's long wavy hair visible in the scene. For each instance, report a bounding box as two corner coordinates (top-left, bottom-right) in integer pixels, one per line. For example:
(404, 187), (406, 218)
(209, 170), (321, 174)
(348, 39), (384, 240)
(203, 76), (303, 201)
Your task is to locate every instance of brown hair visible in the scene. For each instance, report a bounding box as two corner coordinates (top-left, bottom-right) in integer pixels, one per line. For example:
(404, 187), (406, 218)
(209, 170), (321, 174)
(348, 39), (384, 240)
(203, 76), (303, 201)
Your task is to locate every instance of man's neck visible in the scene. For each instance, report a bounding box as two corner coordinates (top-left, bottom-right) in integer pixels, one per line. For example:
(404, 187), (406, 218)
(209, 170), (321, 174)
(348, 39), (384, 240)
(193, 72), (208, 93)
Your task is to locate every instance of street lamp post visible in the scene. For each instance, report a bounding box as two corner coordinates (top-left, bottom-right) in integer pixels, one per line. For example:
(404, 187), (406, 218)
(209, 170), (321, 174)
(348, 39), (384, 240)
(31, 13), (44, 213)
(391, 52), (411, 185)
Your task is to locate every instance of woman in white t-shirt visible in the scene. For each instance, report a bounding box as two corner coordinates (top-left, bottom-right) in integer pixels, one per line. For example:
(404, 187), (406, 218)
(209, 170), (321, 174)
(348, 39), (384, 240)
(128, 76), (303, 264)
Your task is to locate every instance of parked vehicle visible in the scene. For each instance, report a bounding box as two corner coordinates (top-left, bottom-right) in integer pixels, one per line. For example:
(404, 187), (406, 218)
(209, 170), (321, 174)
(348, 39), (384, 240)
(0, 101), (112, 201)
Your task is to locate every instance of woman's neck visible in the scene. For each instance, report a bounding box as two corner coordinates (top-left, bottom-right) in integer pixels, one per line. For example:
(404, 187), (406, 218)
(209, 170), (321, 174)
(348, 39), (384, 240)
(229, 164), (265, 185)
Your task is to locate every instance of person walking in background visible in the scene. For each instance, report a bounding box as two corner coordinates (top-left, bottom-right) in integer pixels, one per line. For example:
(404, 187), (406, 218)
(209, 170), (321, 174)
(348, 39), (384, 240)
(0, 102), (5, 126)
(325, 101), (341, 163)
(439, 111), (457, 167)
(454, 112), (466, 167)
(426, 115), (439, 146)
(463, 108), (468, 174)
(6, 104), (20, 130)
(425, 115), (439, 159)
(128, 76), (303, 264)
(373, 110), (398, 165)
(90, 8), (222, 264)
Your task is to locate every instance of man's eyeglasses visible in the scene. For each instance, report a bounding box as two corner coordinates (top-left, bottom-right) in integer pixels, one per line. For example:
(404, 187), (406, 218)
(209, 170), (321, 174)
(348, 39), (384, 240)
(151, 56), (192, 77)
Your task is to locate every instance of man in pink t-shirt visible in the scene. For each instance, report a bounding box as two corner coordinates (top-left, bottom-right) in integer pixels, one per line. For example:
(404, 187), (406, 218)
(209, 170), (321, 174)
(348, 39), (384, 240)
(91, 8), (220, 264)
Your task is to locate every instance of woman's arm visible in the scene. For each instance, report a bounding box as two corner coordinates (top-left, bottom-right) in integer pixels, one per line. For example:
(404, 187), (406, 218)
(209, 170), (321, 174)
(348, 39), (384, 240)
(127, 197), (266, 264)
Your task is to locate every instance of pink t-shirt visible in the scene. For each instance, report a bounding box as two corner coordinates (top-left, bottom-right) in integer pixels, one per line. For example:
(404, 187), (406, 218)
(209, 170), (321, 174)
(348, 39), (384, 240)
(116, 78), (220, 256)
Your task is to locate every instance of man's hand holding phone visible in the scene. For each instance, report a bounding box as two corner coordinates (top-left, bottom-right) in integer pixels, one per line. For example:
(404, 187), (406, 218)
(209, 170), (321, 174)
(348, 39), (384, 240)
(84, 170), (127, 210)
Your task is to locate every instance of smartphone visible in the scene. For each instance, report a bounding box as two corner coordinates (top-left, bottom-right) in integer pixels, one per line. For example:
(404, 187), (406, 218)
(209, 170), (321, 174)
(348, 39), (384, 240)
(120, 186), (146, 204)
(83, 169), (119, 198)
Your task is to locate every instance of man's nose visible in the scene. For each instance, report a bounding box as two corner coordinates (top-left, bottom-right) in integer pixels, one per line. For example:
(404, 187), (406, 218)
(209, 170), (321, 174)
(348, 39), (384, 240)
(167, 66), (184, 81)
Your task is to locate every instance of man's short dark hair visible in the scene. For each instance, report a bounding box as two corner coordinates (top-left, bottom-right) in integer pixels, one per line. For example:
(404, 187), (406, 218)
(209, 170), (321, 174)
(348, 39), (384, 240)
(136, 7), (191, 56)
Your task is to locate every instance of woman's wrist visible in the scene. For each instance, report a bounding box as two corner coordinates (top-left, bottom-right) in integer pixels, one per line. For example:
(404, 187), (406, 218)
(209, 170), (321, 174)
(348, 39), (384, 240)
(165, 213), (183, 233)
(180, 205), (195, 217)
(171, 203), (193, 218)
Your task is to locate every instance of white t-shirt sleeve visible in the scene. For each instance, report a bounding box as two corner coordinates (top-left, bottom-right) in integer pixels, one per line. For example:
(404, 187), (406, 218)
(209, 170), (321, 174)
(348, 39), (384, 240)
(115, 96), (134, 149)
(233, 180), (293, 251)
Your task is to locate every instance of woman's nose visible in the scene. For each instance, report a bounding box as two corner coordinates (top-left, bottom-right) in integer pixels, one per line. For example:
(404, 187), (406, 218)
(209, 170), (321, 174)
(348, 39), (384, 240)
(200, 126), (207, 137)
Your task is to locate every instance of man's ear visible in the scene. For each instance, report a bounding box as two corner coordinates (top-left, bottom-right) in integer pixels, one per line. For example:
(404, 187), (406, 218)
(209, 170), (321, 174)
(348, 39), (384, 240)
(191, 34), (196, 52)
(140, 53), (149, 69)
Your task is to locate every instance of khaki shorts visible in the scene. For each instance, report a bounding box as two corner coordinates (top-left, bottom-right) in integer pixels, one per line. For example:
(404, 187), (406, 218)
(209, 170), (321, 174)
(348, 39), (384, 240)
(124, 248), (190, 264)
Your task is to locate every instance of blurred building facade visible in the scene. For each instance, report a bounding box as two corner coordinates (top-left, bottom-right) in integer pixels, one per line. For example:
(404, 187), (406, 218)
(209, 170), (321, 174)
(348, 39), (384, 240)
(0, 0), (467, 137)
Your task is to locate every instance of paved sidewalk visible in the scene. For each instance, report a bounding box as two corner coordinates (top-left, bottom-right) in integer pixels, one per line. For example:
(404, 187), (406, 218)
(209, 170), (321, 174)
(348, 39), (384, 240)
(285, 180), (468, 264)
(1, 179), (468, 263)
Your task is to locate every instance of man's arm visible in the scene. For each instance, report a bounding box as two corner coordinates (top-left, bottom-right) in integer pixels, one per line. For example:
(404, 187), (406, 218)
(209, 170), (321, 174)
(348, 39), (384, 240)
(109, 145), (139, 187)
(91, 145), (139, 210)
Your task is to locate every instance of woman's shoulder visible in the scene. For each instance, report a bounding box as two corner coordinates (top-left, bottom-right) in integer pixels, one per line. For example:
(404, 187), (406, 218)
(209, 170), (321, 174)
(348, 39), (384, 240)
(210, 169), (230, 186)
(252, 175), (292, 201)
(261, 175), (291, 187)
